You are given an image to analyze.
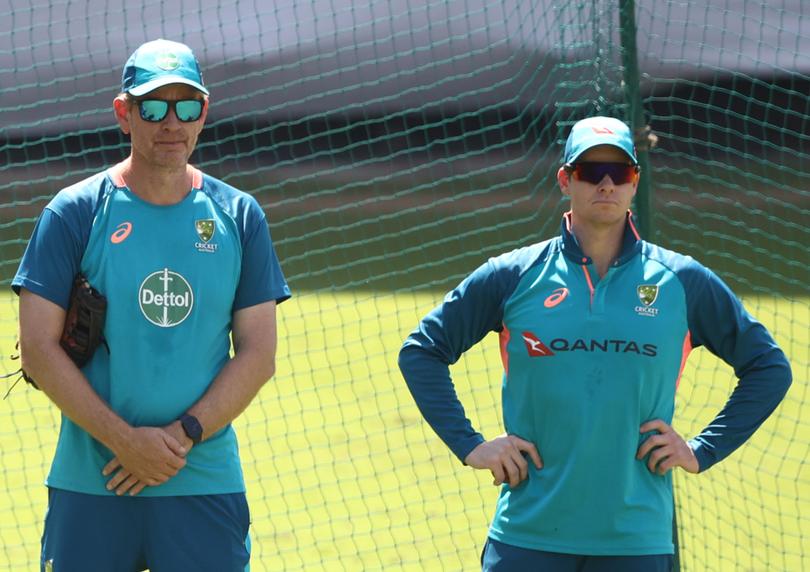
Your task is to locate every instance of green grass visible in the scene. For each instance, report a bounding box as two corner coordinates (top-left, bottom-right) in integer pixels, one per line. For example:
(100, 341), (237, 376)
(0, 290), (807, 571)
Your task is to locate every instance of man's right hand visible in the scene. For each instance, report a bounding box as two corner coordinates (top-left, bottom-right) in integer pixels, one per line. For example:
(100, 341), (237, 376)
(102, 427), (187, 495)
(464, 434), (543, 488)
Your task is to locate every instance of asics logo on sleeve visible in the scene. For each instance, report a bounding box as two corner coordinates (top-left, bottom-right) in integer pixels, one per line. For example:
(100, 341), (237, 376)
(110, 222), (133, 244)
(522, 332), (555, 357)
(544, 287), (569, 308)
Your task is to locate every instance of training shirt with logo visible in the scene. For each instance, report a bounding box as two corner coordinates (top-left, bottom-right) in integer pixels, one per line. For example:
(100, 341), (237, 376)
(398, 212), (790, 555)
(13, 168), (291, 497)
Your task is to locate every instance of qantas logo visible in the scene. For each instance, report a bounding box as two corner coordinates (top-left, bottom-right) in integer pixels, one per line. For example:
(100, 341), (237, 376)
(521, 331), (657, 357)
(111, 222), (133, 244)
(522, 332), (555, 357)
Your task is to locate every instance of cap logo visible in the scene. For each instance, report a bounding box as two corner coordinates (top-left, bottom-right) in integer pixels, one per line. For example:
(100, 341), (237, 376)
(591, 126), (614, 135)
(156, 51), (181, 71)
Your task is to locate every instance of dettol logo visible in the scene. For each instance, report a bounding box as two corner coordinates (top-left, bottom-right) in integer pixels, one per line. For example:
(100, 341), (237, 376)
(139, 268), (194, 327)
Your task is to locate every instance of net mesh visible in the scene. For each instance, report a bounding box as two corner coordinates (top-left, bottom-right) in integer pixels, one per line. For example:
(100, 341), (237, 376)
(1, 1), (807, 570)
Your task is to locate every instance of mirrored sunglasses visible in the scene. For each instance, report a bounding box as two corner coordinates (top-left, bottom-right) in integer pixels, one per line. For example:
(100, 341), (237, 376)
(567, 162), (640, 185)
(137, 99), (203, 123)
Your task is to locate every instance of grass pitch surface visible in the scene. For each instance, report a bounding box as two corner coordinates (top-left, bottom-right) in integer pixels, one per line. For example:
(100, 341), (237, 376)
(0, 290), (807, 571)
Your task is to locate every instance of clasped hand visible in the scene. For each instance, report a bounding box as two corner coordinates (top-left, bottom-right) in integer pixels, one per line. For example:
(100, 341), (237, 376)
(102, 426), (188, 496)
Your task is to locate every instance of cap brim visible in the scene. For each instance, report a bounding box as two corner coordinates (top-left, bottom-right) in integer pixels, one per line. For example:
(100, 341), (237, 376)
(128, 76), (209, 97)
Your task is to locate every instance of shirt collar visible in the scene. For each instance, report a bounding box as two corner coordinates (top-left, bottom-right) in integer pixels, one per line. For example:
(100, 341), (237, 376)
(559, 210), (642, 266)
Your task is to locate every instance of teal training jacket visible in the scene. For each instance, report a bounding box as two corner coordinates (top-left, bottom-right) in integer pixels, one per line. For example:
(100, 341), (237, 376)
(399, 212), (791, 555)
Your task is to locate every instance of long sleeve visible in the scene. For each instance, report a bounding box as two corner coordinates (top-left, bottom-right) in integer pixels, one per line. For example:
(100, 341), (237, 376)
(398, 256), (524, 462)
(679, 263), (792, 471)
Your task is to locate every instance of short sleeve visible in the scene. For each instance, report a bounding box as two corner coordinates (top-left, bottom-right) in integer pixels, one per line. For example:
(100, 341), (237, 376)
(232, 203), (291, 310)
(12, 208), (84, 309)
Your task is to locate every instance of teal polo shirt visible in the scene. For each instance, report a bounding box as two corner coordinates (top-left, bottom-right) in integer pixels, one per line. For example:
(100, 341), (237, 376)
(13, 167), (290, 496)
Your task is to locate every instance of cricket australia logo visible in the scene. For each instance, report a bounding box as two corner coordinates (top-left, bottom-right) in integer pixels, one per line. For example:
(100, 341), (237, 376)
(195, 219), (218, 253)
(139, 269), (194, 327)
(156, 51), (180, 71)
(635, 284), (660, 317)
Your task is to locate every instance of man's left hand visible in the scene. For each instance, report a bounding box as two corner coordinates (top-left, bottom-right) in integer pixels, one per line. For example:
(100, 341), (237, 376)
(636, 419), (699, 475)
(102, 422), (192, 496)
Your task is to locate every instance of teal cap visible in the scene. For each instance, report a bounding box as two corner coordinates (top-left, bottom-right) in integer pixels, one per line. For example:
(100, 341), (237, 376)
(564, 116), (637, 165)
(122, 39), (209, 97)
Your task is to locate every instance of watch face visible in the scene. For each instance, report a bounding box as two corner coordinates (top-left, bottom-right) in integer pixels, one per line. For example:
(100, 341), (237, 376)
(182, 414), (203, 443)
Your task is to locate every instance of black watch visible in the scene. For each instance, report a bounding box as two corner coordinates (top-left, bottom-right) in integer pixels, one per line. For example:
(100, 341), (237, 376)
(179, 413), (203, 444)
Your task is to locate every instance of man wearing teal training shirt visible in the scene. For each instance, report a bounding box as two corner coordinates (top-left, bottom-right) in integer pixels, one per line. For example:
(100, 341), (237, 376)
(398, 116), (791, 571)
(14, 39), (290, 571)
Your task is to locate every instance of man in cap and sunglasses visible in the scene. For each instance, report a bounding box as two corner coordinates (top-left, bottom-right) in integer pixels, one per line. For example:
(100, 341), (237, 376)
(13, 39), (290, 570)
(399, 116), (790, 570)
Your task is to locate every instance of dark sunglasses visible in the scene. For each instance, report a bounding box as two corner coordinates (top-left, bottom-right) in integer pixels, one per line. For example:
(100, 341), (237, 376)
(566, 162), (640, 185)
(136, 99), (204, 123)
